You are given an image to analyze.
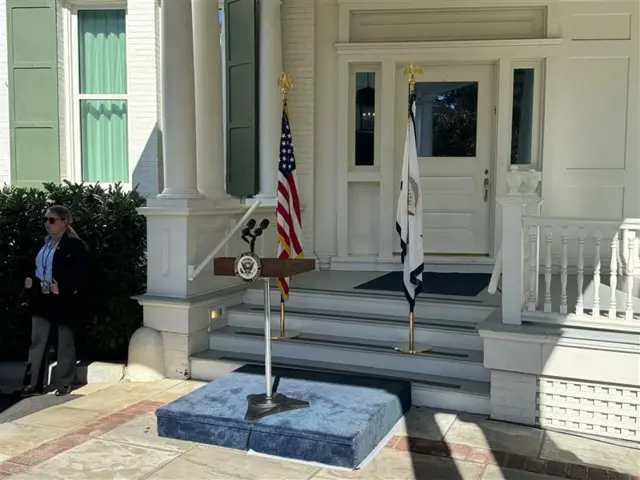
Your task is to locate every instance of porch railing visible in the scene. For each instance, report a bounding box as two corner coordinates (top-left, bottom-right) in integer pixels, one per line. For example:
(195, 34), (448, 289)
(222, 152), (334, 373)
(497, 197), (640, 331)
(493, 168), (640, 331)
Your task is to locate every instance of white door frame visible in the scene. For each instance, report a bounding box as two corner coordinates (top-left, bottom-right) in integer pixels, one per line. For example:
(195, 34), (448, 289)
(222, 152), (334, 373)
(393, 62), (496, 256)
(331, 39), (562, 271)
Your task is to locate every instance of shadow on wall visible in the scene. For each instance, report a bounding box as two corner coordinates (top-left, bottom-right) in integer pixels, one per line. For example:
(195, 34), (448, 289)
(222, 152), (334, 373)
(131, 123), (163, 198)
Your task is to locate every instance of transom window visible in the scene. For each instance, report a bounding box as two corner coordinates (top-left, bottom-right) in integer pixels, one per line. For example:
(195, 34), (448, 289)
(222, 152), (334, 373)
(71, 8), (129, 183)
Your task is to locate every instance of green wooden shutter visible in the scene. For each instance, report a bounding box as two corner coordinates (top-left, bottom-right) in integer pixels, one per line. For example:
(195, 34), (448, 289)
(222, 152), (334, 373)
(224, 0), (259, 197)
(7, 0), (60, 188)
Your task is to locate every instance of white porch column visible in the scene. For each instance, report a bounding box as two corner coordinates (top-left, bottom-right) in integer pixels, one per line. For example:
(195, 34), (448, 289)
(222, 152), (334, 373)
(192, 0), (226, 200)
(498, 195), (525, 325)
(256, 0), (283, 201)
(158, 0), (201, 199)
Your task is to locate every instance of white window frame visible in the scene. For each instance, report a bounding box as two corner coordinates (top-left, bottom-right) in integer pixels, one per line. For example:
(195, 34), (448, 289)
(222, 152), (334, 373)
(508, 60), (544, 170)
(63, 2), (130, 186)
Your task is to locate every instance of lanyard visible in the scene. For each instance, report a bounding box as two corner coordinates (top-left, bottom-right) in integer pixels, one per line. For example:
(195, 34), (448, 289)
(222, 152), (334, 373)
(41, 238), (59, 279)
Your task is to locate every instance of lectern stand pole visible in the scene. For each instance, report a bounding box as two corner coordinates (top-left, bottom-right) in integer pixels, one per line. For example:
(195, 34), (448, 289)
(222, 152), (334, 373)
(263, 278), (273, 397)
(244, 278), (310, 421)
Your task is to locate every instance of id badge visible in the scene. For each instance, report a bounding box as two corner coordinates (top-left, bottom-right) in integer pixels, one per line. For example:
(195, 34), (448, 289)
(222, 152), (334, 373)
(41, 281), (50, 294)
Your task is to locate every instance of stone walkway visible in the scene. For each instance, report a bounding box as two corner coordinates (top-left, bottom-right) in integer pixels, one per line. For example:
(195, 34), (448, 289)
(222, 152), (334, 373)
(0, 380), (638, 479)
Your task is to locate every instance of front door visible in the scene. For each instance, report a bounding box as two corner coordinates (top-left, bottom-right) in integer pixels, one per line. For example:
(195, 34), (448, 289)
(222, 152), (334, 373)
(394, 64), (495, 255)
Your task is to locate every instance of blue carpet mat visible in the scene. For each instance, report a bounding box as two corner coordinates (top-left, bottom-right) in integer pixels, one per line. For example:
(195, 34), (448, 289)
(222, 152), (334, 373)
(355, 271), (491, 297)
(156, 365), (411, 468)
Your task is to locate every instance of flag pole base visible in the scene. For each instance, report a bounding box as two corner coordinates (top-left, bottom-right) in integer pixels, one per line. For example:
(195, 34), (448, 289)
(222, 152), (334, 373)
(393, 344), (432, 355)
(271, 331), (301, 340)
(272, 298), (300, 340)
(394, 311), (430, 354)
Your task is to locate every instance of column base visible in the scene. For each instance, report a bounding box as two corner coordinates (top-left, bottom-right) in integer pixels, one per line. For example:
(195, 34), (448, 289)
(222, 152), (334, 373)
(157, 190), (205, 200)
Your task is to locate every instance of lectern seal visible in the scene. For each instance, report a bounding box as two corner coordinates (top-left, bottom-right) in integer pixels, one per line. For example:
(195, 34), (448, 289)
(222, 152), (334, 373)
(233, 252), (262, 282)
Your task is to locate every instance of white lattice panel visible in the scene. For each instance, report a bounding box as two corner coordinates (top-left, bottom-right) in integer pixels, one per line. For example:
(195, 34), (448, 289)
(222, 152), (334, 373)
(537, 377), (640, 442)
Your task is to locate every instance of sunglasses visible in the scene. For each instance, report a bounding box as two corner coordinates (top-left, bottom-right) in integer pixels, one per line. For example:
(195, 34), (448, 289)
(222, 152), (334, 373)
(45, 217), (61, 225)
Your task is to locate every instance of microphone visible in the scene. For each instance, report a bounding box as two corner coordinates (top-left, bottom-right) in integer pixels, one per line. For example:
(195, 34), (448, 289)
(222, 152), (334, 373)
(253, 219), (270, 237)
(241, 219), (256, 236)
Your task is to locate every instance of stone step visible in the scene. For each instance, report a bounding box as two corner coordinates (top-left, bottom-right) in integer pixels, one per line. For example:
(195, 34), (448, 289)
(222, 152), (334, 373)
(208, 326), (488, 382)
(242, 287), (494, 324)
(226, 304), (484, 351)
(190, 350), (490, 415)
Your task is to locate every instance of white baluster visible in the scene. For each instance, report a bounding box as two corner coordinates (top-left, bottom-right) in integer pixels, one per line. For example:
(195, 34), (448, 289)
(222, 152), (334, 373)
(625, 232), (636, 321)
(609, 232), (619, 320)
(544, 226), (553, 313)
(528, 226), (537, 311)
(560, 228), (569, 314)
(592, 232), (601, 318)
(576, 228), (585, 316)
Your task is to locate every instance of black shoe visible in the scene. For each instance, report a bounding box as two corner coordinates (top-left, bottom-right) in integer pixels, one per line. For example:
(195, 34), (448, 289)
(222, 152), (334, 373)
(20, 385), (41, 396)
(55, 386), (72, 396)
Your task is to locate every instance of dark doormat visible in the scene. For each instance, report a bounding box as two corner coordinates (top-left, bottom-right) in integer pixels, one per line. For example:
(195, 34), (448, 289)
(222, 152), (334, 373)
(0, 393), (81, 423)
(354, 271), (491, 297)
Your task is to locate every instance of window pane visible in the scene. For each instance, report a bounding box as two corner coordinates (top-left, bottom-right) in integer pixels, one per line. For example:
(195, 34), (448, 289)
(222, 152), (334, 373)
(511, 68), (535, 164)
(80, 100), (128, 182)
(354, 72), (375, 166)
(414, 82), (478, 157)
(78, 10), (127, 94)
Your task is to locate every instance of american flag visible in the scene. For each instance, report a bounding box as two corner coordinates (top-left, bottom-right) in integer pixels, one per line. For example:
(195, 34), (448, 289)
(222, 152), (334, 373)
(276, 106), (303, 300)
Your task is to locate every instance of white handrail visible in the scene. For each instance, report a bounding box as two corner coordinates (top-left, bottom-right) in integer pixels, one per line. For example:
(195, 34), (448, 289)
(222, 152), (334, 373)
(187, 200), (263, 281)
(488, 246), (502, 295)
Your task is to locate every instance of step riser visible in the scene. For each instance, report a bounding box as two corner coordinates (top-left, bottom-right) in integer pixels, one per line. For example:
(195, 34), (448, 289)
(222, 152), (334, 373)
(189, 357), (490, 415)
(227, 312), (483, 351)
(243, 289), (492, 323)
(208, 336), (489, 382)
(411, 385), (490, 415)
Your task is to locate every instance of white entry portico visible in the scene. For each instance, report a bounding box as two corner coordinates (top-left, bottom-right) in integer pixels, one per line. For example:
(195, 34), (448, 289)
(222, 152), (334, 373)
(136, 0), (640, 444)
(331, 39), (558, 270)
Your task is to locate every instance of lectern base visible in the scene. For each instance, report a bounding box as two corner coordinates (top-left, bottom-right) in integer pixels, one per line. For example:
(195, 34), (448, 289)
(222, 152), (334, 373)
(245, 393), (310, 421)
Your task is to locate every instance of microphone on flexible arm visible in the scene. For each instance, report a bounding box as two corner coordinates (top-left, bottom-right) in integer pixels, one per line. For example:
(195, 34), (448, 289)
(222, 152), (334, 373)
(241, 219), (257, 246)
(242, 219), (257, 236)
(253, 219), (270, 237)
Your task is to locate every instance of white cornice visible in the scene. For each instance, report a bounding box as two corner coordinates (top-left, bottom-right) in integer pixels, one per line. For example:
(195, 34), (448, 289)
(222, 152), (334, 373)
(335, 38), (564, 56)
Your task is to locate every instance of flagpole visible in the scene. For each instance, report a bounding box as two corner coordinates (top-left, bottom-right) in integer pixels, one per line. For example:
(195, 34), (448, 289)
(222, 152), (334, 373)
(272, 72), (300, 341)
(395, 64), (431, 355)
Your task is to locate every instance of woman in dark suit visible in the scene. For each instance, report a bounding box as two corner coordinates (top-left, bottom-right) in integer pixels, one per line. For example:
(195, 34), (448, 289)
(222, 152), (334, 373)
(22, 205), (89, 396)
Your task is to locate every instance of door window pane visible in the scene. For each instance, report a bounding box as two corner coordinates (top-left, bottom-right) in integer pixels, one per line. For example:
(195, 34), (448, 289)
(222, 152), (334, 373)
(354, 72), (376, 166)
(77, 9), (128, 182)
(414, 82), (478, 157)
(510, 68), (535, 164)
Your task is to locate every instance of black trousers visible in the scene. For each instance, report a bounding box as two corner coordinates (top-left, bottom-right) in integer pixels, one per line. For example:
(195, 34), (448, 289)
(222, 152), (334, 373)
(27, 315), (77, 389)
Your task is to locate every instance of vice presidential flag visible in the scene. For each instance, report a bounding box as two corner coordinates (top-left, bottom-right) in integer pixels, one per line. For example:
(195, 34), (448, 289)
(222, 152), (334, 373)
(395, 90), (424, 310)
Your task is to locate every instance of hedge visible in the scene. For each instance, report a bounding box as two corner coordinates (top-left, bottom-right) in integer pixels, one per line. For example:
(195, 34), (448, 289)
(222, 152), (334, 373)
(0, 182), (146, 362)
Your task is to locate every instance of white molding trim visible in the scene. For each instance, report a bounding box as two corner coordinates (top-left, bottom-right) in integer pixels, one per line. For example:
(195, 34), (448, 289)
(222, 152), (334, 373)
(336, 0), (560, 41)
(335, 39), (564, 57)
(522, 311), (640, 334)
(336, 0), (557, 5)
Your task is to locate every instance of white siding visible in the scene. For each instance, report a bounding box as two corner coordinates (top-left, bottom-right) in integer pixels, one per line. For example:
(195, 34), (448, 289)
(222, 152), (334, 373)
(543, 1), (640, 221)
(127, 0), (160, 197)
(57, 2), (66, 182)
(282, 0), (315, 254)
(0, 0), (10, 186)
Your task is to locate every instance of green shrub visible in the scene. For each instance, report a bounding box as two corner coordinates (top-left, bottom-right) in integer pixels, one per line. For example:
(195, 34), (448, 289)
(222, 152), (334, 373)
(0, 181), (147, 362)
